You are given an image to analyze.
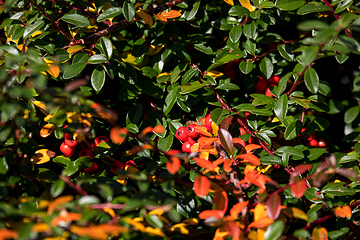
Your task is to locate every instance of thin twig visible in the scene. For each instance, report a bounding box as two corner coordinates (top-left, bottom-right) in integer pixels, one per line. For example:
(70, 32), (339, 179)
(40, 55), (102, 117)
(60, 174), (88, 196)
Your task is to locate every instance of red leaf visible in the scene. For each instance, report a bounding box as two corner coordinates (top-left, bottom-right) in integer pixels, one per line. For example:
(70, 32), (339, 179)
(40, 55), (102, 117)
(291, 164), (313, 177)
(220, 116), (233, 130)
(198, 210), (224, 219)
(225, 221), (241, 239)
(223, 158), (234, 172)
(236, 153), (260, 166)
(291, 179), (307, 198)
(233, 138), (246, 148)
(266, 194), (281, 220)
(230, 201), (249, 219)
(194, 175), (210, 197)
(218, 128), (234, 156)
(166, 156), (180, 175)
(197, 137), (218, 148)
(194, 157), (215, 171)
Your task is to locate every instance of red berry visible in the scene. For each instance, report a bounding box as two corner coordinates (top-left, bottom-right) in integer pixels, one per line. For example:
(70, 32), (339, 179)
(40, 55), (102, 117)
(254, 76), (268, 92)
(186, 124), (199, 139)
(269, 76), (280, 85)
(125, 160), (136, 168)
(223, 62), (233, 70)
(233, 59), (241, 65)
(182, 141), (192, 153)
(318, 140), (327, 147)
(79, 149), (94, 158)
(84, 162), (98, 173)
(205, 114), (213, 128)
(224, 68), (236, 81)
(265, 86), (275, 97)
(111, 161), (124, 173)
(94, 136), (110, 146)
(60, 142), (75, 157)
(64, 134), (78, 148)
(309, 139), (318, 146)
(187, 137), (195, 145)
(176, 126), (188, 141)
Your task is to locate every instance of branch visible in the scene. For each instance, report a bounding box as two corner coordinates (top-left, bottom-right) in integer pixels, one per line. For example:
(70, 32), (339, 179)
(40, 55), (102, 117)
(60, 174), (88, 196)
(70, 0), (186, 46)
(28, 0), (73, 41)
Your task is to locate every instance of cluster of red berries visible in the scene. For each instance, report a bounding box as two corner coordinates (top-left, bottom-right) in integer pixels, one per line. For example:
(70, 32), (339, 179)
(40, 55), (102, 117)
(254, 75), (280, 97)
(304, 132), (327, 148)
(175, 114), (213, 153)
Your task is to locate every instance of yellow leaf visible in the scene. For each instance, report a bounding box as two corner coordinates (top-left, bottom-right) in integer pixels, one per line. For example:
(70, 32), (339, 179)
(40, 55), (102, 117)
(148, 209), (164, 216)
(30, 149), (55, 164)
(40, 123), (56, 138)
(31, 30), (42, 38)
(239, 0), (256, 12)
(145, 226), (165, 237)
(148, 44), (165, 55)
(290, 207), (308, 221)
(47, 64), (60, 78)
(32, 223), (50, 233)
(33, 101), (47, 112)
(224, 0), (234, 6)
(137, 11), (153, 27)
(205, 70), (224, 79)
(120, 51), (138, 65)
(67, 45), (84, 54)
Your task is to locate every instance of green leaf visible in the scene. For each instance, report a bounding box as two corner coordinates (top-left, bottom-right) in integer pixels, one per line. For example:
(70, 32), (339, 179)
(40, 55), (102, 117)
(243, 21), (257, 39)
(158, 132), (174, 152)
(210, 108), (230, 125)
(126, 104), (143, 125)
(123, 1), (135, 22)
(306, 148), (327, 161)
(141, 66), (158, 79)
(100, 37), (113, 60)
(53, 156), (71, 166)
(321, 182), (356, 196)
(245, 38), (256, 55)
(229, 25), (242, 43)
(278, 44), (294, 61)
(180, 81), (206, 94)
(97, 7), (122, 22)
(216, 83), (240, 90)
(275, 146), (304, 159)
(304, 67), (319, 94)
(62, 161), (79, 177)
(181, 68), (198, 85)
(284, 120), (302, 140)
(296, 45), (319, 67)
(61, 14), (90, 27)
(276, 0), (305, 11)
(344, 106), (360, 123)
(292, 96), (311, 108)
(193, 43), (214, 55)
(186, 0), (200, 21)
(63, 62), (86, 79)
(334, 0), (353, 14)
(228, 6), (250, 17)
(164, 86), (180, 115)
(297, 2), (331, 15)
(23, 20), (44, 39)
(264, 221), (285, 240)
(260, 57), (274, 79)
(91, 66), (106, 92)
(239, 60), (253, 74)
(274, 94), (288, 122)
(50, 179), (65, 198)
(87, 54), (107, 64)
(260, 155), (283, 165)
(251, 94), (274, 106)
(146, 214), (164, 229)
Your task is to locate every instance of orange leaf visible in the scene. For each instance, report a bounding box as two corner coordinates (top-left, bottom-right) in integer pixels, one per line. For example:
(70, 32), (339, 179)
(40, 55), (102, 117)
(40, 123), (56, 138)
(199, 145), (218, 155)
(245, 171), (271, 190)
(236, 153), (260, 166)
(335, 205), (352, 218)
(312, 227), (328, 240)
(161, 10), (182, 19)
(137, 11), (153, 27)
(247, 217), (274, 229)
(197, 137), (218, 148)
(233, 138), (246, 148)
(48, 195), (74, 214)
(223, 158), (234, 172)
(153, 125), (165, 134)
(166, 156), (180, 175)
(47, 64), (60, 78)
(212, 158), (225, 167)
(198, 209), (224, 219)
(223, 0), (234, 5)
(290, 179), (307, 199)
(230, 201), (249, 219)
(213, 190), (228, 214)
(245, 144), (262, 152)
(110, 126), (128, 144)
(194, 157), (215, 171)
(194, 126), (212, 137)
(0, 229), (18, 240)
(194, 175), (210, 197)
(266, 194), (281, 220)
(141, 126), (153, 135)
(51, 212), (82, 227)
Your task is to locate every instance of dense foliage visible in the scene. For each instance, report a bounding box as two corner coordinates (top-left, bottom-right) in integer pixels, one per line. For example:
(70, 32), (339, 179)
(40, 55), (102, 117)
(1, 0), (360, 239)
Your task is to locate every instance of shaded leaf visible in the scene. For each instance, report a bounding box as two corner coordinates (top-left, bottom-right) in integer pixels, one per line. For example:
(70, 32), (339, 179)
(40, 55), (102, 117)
(61, 14), (90, 27)
(291, 179), (307, 198)
(218, 128), (234, 157)
(266, 194), (281, 220)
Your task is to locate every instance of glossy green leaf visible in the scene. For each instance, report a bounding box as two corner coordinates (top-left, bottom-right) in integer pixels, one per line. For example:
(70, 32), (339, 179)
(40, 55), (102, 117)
(91, 66), (106, 92)
(23, 20), (44, 39)
(216, 83), (240, 90)
(296, 45), (319, 67)
(158, 132), (174, 152)
(276, 0), (305, 11)
(264, 221), (285, 240)
(278, 44), (294, 61)
(239, 60), (253, 74)
(274, 94), (288, 122)
(229, 25), (242, 43)
(181, 68), (198, 85)
(123, 1), (135, 22)
(180, 81), (206, 94)
(344, 106), (360, 123)
(100, 37), (113, 60)
(87, 54), (107, 64)
(260, 57), (274, 79)
(186, 0), (200, 21)
(304, 67), (319, 94)
(334, 0), (353, 14)
(97, 7), (122, 22)
(50, 179), (65, 198)
(321, 182), (356, 196)
(61, 14), (90, 27)
(164, 86), (180, 115)
(276, 146), (304, 159)
(243, 21), (257, 39)
(193, 43), (214, 55)
(297, 2), (331, 15)
(63, 62), (86, 79)
(228, 6), (250, 16)
(284, 120), (302, 140)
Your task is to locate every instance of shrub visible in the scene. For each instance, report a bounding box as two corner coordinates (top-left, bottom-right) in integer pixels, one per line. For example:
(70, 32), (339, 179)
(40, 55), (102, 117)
(1, 0), (360, 239)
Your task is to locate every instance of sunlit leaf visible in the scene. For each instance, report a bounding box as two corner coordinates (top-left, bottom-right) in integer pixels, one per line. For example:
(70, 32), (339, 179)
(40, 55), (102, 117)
(236, 153), (260, 165)
(230, 201), (249, 219)
(30, 149), (55, 164)
(334, 205), (352, 218)
(40, 123), (56, 138)
(194, 175), (210, 197)
(312, 227), (328, 240)
(166, 156), (180, 174)
(48, 195), (74, 214)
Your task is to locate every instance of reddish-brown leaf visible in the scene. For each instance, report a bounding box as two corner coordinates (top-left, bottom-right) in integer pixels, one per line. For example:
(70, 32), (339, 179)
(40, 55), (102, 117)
(291, 179), (307, 199)
(266, 194), (281, 220)
(334, 205), (352, 218)
(291, 164), (313, 177)
(198, 210), (224, 219)
(194, 175), (210, 197)
(218, 128), (234, 156)
(236, 153), (260, 166)
(194, 157), (215, 171)
(213, 190), (228, 214)
(230, 201), (249, 219)
(166, 156), (180, 175)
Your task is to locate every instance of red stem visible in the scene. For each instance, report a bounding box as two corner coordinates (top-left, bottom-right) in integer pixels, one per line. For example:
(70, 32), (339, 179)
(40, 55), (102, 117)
(60, 175), (88, 196)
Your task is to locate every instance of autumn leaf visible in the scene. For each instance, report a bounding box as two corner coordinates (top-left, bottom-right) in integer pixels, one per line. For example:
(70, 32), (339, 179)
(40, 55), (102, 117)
(153, 125), (165, 134)
(230, 201), (249, 219)
(161, 10), (182, 19)
(245, 144), (262, 152)
(236, 153), (260, 166)
(290, 179), (307, 199)
(30, 149), (56, 164)
(51, 211), (82, 227)
(197, 137), (218, 148)
(247, 217), (274, 229)
(312, 227), (328, 240)
(194, 175), (211, 197)
(166, 156), (180, 174)
(223, 0), (234, 5)
(110, 126), (128, 144)
(47, 64), (60, 78)
(48, 195), (73, 214)
(40, 123), (56, 138)
(194, 157), (215, 171)
(137, 11), (153, 27)
(334, 205), (352, 218)
(198, 209), (224, 219)
(242, 171), (271, 190)
(0, 229), (18, 240)
(266, 194), (281, 220)
(213, 190), (228, 214)
(233, 138), (246, 148)
(239, 0), (256, 12)
(195, 125), (212, 137)
(291, 164), (313, 177)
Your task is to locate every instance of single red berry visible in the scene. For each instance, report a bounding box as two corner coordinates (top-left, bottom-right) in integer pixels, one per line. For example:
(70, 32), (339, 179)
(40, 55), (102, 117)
(182, 141), (192, 153)
(254, 76), (268, 92)
(318, 139), (327, 147)
(176, 126), (188, 141)
(60, 142), (75, 157)
(79, 149), (94, 158)
(223, 62), (233, 70)
(125, 160), (136, 168)
(205, 114), (213, 128)
(309, 139), (318, 146)
(265, 86), (275, 97)
(84, 162), (98, 174)
(187, 124), (199, 139)
(64, 135), (78, 148)
(269, 75), (280, 85)
(111, 161), (124, 173)
(94, 136), (110, 146)
(233, 59), (241, 65)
